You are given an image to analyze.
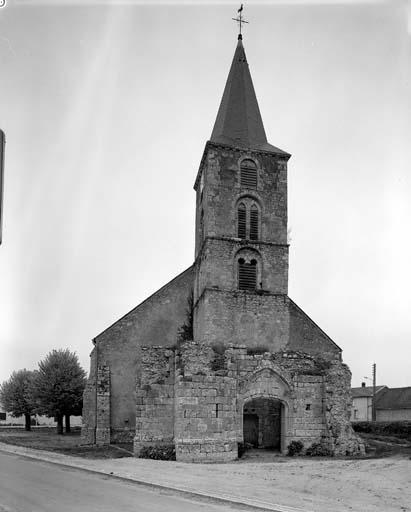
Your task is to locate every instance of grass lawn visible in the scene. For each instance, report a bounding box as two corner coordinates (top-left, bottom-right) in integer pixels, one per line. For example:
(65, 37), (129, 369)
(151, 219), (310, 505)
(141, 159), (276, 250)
(0, 427), (133, 459)
(1, 427), (410, 461)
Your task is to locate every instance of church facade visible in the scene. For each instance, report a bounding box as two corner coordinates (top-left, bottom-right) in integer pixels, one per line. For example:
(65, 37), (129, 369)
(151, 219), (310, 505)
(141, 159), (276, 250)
(82, 35), (363, 462)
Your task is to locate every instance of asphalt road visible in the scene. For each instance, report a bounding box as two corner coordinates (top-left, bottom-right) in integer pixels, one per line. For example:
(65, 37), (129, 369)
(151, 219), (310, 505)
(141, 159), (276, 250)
(0, 451), (237, 512)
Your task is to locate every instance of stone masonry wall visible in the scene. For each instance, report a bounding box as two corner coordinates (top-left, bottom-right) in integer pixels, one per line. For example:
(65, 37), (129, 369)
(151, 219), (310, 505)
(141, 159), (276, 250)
(289, 299), (341, 360)
(81, 347), (97, 444)
(323, 361), (365, 455)
(95, 365), (110, 445)
(195, 238), (288, 299)
(194, 289), (289, 350)
(133, 347), (175, 454)
(134, 343), (363, 461)
(174, 342), (238, 462)
(194, 144), (288, 257)
(83, 266), (194, 444)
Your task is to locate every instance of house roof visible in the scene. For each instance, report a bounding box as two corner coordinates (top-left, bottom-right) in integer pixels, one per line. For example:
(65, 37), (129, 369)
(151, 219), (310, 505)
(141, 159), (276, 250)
(351, 385), (386, 398)
(210, 36), (289, 156)
(375, 387), (411, 410)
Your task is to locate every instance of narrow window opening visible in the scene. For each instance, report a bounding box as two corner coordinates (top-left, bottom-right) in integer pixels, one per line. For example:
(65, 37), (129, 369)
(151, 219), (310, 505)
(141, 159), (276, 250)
(240, 159), (257, 188)
(200, 209), (204, 241)
(237, 203), (246, 238)
(184, 410), (187, 418)
(250, 204), (259, 240)
(305, 404), (311, 411)
(216, 404), (219, 418)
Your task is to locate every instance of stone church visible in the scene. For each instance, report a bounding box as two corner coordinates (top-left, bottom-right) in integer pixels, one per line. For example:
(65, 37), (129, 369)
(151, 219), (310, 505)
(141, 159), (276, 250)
(82, 33), (363, 462)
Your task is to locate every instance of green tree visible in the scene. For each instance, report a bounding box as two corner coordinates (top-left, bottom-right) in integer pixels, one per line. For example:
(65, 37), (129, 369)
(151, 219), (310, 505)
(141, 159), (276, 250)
(0, 370), (35, 431)
(31, 349), (86, 435)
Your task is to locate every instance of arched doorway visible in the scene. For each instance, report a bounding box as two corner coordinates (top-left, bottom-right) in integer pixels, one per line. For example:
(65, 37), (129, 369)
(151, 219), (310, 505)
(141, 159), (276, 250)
(243, 397), (282, 450)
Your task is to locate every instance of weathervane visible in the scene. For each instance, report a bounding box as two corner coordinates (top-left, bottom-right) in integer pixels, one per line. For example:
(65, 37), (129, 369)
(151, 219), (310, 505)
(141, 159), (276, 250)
(232, 4), (248, 39)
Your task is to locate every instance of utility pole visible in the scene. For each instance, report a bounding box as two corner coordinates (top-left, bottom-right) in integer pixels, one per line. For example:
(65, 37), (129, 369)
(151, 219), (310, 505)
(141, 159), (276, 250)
(372, 363), (377, 422)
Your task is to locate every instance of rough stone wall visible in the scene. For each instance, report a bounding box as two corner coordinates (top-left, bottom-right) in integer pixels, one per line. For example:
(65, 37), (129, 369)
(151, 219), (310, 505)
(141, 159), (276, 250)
(194, 289), (289, 349)
(82, 266), (194, 444)
(81, 347), (97, 444)
(174, 341), (238, 462)
(95, 365), (110, 445)
(134, 343), (362, 461)
(133, 347), (175, 454)
(289, 299), (341, 359)
(195, 238), (288, 298)
(194, 144), (288, 256)
(323, 362), (365, 455)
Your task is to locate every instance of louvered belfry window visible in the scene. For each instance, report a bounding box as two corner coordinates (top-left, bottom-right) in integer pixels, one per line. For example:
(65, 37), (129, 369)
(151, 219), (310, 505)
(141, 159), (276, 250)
(238, 203), (246, 239)
(249, 204), (259, 240)
(240, 159), (257, 188)
(238, 258), (257, 291)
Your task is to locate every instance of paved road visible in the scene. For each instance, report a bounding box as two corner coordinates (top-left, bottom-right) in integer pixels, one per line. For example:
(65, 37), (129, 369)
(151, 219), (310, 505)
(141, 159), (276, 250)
(0, 451), (236, 512)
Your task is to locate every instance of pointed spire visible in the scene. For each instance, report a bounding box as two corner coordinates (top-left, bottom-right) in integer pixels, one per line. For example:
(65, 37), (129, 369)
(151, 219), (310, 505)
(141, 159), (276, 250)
(210, 37), (288, 155)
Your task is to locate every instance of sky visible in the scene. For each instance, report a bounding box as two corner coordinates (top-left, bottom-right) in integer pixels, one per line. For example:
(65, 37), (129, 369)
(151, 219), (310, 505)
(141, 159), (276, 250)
(0, 0), (410, 390)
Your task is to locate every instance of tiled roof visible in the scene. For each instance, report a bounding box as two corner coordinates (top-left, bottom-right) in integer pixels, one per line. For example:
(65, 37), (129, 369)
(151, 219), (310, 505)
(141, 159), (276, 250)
(375, 387), (411, 410)
(351, 385), (386, 398)
(210, 37), (289, 156)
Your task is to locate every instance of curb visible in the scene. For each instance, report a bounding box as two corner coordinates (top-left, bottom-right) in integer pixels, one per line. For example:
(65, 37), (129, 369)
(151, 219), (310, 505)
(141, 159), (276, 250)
(0, 442), (309, 512)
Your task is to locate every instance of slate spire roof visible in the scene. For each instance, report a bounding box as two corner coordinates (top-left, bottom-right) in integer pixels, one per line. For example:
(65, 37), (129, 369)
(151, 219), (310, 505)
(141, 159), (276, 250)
(210, 36), (289, 156)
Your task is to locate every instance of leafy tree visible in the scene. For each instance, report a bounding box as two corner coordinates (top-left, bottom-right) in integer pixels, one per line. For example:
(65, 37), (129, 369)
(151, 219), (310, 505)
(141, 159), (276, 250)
(31, 349), (86, 435)
(0, 370), (35, 431)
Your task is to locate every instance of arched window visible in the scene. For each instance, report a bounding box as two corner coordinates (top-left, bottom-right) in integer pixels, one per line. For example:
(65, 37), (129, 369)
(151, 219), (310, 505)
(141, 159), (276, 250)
(240, 159), (257, 188)
(238, 258), (257, 291)
(249, 204), (259, 240)
(237, 203), (246, 239)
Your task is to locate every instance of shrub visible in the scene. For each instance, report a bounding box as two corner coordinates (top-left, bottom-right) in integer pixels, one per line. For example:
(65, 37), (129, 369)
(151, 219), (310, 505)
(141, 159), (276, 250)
(138, 444), (176, 461)
(211, 343), (226, 372)
(352, 421), (411, 440)
(305, 442), (332, 457)
(238, 442), (246, 458)
(287, 440), (304, 456)
(238, 442), (253, 458)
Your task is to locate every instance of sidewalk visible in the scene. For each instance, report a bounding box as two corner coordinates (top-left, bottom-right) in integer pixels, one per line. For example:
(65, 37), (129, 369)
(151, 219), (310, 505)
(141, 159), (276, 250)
(1, 442), (410, 512)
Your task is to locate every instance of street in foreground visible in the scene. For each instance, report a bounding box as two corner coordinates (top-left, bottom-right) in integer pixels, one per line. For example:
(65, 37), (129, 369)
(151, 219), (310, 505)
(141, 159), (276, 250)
(0, 451), (237, 512)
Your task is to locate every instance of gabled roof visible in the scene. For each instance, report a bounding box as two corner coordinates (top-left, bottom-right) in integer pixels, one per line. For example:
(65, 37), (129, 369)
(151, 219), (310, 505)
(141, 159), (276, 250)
(351, 385), (387, 398)
(375, 387), (411, 410)
(210, 36), (289, 156)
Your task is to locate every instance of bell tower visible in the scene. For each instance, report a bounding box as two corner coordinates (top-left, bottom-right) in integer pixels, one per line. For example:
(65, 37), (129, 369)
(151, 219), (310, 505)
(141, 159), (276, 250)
(193, 35), (291, 350)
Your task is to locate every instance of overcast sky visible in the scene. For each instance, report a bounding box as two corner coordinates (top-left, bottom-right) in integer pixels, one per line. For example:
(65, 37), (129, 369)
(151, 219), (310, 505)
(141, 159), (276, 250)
(0, 0), (410, 390)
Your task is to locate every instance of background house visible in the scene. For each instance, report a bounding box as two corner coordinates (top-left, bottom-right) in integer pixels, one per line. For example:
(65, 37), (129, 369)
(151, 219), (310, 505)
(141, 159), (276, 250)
(375, 387), (411, 422)
(351, 383), (387, 422)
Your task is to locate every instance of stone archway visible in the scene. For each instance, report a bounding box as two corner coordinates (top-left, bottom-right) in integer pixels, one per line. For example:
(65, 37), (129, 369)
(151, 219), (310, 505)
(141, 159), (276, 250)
(239, 367), (292, 454)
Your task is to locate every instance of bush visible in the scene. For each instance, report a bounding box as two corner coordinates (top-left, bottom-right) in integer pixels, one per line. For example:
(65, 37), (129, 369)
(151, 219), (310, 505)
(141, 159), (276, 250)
(238, 442), (253, 458)
(138, 444), (176, 461)
(238, 442), (246, 458)
(287, 440), (304, 456)
(352, 421), (411, 440)
(211, 343), (226, 372)
(305, 442), (332, 457)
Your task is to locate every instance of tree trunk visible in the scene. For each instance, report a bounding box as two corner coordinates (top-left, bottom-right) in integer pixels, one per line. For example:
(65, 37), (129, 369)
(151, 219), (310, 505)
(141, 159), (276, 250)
(24, 413), (31, 431)
(65, 414), (71, 433)
(56, 414), (64, 435)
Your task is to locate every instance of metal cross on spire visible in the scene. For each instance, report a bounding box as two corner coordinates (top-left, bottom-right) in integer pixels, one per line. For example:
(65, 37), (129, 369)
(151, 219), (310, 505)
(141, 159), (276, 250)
(232, 4), (249, 39)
